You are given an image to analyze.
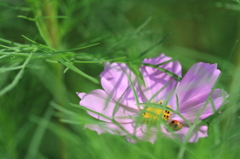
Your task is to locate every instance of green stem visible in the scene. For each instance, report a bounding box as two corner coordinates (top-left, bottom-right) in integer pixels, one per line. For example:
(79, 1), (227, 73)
(27, 0), (68, 158)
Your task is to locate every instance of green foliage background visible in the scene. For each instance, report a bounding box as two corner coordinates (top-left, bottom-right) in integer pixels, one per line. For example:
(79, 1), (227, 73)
(0, 0), (239, 158)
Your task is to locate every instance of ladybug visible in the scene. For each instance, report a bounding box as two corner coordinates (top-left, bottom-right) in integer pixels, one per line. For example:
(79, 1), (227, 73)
(168, 120), (182, 131)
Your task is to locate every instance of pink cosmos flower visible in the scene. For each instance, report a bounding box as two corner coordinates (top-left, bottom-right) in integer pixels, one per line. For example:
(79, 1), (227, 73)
(77, 53), (228, 143)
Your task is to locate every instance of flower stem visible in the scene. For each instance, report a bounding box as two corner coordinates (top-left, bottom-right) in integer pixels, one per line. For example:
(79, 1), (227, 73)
(26, 0), (68, 158)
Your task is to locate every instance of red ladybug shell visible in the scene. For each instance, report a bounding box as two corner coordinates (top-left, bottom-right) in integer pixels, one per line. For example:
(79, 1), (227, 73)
(169, 120), (182, 131)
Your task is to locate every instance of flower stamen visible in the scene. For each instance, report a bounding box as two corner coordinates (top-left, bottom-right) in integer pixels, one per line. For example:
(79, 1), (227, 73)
(142, 101), (171, 125)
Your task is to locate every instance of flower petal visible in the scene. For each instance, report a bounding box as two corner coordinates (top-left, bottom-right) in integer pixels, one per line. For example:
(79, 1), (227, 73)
(173, 62), (220, 111)
(140, 53), (181, 102)
(134, 125), (157, 144)
(84, 122), (135, 135)
(162, 125), (208, 142)
(77, 92), (86, 99)
(174, 125), (208, 142)
(171, 89), (228, 123)
(181, 89), (228, 122)
(100, 62), (146, 109)
(79, 89), (139, 123)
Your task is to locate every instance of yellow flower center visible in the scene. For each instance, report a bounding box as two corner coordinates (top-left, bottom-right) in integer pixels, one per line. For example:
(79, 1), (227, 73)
(142, 101), (171, 125)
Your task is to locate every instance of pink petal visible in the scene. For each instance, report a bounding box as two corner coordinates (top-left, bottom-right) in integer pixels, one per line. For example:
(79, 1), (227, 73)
(79, 89), (139, 123)
(140, 53), (182, 102)
(178, 89), (228, 122)
(135, 125), (158, 144)
(77, 92), (86, 99)
(172, 62), (220, 111)
(100, 62), (146, 109)
(162, 125), (208, 142)
(174, 126), (208, 142)
(84, 122), (135, 135)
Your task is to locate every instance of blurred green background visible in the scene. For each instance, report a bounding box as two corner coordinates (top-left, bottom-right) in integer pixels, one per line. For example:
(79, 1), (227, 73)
(0, 0), (239, 159)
